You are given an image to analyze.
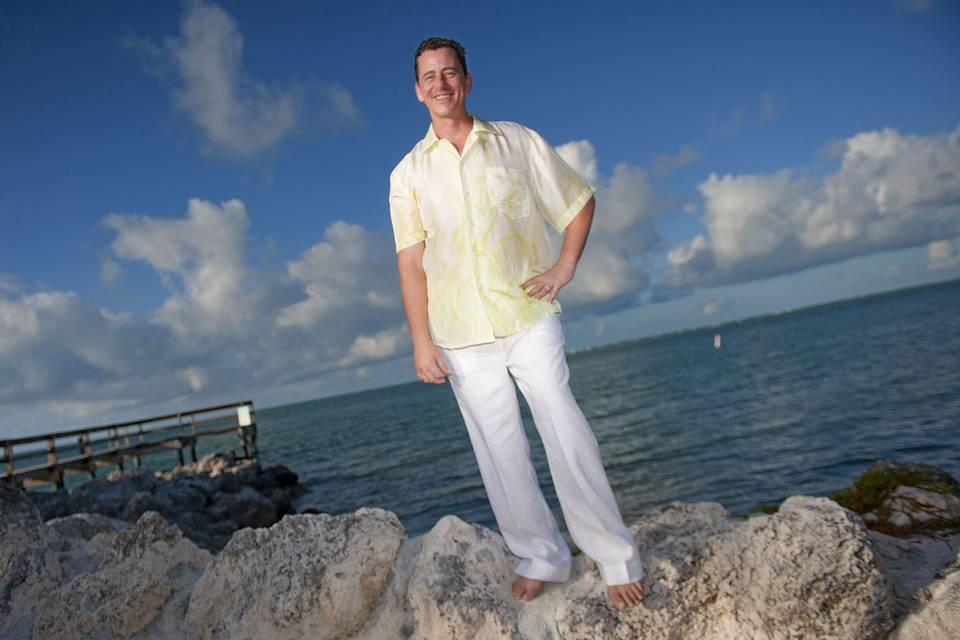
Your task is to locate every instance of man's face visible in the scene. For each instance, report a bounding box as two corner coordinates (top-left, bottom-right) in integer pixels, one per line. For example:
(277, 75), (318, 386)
(414, 47), (472, 119)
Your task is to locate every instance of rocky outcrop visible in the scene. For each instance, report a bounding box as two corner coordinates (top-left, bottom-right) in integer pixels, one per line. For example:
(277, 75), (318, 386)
(555, 497), (894, 640)
(31, 511), (211, 640)
(3, 460), (959, 639)
(24, 452), (306, 552)
(183, 508), (404, 640)
(889, 552), (960, 640)
(832, 461), (960, 534)
(0, 484), (61, 639)
(406, 515), (522, 639)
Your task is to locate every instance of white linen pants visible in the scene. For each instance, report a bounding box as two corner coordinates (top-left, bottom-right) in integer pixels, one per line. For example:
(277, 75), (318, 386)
(439, 313), (643, 586)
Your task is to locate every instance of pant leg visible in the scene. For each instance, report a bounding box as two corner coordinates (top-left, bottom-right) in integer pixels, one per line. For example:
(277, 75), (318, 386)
(440, 340), (573, 582)
(503, 314), (644, 586)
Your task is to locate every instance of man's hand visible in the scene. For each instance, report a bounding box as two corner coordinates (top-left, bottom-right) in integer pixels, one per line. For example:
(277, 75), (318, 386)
(414, 342), (453, 383)
(520, 260), (575, 304)
(520, 196), (595, 304)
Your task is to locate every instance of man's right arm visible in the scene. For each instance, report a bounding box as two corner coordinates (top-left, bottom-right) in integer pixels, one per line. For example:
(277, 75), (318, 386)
(397, 242), (451, 384)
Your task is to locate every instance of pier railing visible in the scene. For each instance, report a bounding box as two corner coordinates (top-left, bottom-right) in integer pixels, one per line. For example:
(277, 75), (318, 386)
(1, 400), (258, 490)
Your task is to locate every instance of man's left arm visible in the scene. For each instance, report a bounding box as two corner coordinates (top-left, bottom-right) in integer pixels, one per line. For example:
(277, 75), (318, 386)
(520, 195), (595, 303)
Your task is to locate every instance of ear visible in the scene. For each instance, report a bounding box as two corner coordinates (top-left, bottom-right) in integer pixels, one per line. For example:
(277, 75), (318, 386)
(415, 81), (425, 104)
(465, 73), (473, 94)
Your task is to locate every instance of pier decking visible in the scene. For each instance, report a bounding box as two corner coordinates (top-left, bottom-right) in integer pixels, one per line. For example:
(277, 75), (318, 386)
(1, 400), (258, 490)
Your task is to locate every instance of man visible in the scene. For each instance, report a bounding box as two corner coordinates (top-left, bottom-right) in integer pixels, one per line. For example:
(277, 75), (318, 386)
(389, 36), (645, 610)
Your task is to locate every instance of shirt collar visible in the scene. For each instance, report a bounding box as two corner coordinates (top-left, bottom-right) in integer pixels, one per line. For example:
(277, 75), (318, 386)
(422, 114), (498, 151)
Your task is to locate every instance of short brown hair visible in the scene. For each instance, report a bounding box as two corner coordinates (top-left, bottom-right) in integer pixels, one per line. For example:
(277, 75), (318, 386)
(414, 37), (468, 82)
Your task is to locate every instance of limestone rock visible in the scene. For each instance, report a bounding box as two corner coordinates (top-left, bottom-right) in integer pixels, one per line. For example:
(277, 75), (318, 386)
(25, 487), (71, 521)
(184, 508), (404, 640)
(406, 515), (521, 640)
(869, 529), (960, 620)
(0, 484), (60, 637)
(889, 551), (960, 640)
(21, 452), (305, 554)
(833, 461), (960, 534)
(68, 467), (157, 518)
(556, 497), (894, 640)
(208, 486), (276, 529)
(30, 511), (210, 640)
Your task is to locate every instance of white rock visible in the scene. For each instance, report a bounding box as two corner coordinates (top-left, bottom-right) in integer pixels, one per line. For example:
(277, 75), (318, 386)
(0, 484), (61, 638)
(184, 508), (404, 640)
(406, 515), (522, 640)
(555, 497), (894, 640)
(889, 551), (960, 640)
(30, 511), (210, 640)
(892, 485), (960, 520)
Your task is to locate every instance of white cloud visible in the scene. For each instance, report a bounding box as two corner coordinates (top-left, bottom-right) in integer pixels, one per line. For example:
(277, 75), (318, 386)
(134, 0), (360, 157)
(555, 140), (662, 309)
(337, 325), (408, 367)
(928, 238), (960, 270)
(277, 221), (399, 331)
(555, 140), (598, 184)
(103, 198), (254, 337)
(667, 124), (960, 287)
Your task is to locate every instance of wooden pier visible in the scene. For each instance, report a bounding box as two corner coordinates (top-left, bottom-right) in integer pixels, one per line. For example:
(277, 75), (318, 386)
(1, 400), (258, 490)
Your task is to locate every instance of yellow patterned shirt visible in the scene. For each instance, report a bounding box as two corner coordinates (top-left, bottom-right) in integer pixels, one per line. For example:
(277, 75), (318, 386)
(389, 115), (596, 349)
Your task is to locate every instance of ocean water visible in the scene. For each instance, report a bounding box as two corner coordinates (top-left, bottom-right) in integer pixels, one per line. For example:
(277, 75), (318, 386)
(255, 279), (960, 538)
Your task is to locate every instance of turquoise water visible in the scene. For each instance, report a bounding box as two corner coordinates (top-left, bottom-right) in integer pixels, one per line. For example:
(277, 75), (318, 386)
(256, 279), (960, 537)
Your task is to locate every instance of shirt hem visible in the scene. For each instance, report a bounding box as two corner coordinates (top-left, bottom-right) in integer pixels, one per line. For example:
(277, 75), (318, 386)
(434, 307), (561, 350)
(551, 185), (596, 234)
(395, 232), (427, 253)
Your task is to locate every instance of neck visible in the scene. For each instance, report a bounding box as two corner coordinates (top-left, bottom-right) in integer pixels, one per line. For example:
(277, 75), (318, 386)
(431, 110), (474, 142)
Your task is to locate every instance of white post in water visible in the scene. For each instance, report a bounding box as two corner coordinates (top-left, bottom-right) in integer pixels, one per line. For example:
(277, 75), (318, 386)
(714, 334), (722, 349)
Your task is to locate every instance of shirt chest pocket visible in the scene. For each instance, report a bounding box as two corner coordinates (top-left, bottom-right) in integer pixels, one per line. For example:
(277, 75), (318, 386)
(484, 167), (533, 219)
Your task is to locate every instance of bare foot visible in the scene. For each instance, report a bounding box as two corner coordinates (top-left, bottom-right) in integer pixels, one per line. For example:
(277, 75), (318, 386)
(512, 575), (545, 602)
(607, 581), (645, 610)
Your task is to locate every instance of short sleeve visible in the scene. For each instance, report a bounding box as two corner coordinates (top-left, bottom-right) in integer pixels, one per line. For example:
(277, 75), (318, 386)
(523, 127), (597, 233)
(389, 164), (427, 253)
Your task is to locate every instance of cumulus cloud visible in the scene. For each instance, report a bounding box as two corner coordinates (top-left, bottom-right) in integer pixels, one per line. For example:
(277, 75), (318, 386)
(133, 0), (359, 157)
(103, 198), (255, 337)
(667, 124), (960, 287)
(555, 140), (663, 310)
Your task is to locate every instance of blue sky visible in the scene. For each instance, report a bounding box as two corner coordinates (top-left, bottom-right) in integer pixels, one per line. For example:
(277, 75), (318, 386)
(1, 0), (959, 436)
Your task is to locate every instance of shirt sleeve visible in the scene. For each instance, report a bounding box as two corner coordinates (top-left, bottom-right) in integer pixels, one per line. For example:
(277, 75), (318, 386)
(389, 163), (427, 253)
(522, 127), (597, 233)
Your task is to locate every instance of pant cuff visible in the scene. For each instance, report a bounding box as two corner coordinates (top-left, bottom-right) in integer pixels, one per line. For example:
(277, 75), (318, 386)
(596, 555), (644, 586)
(514, 556), (572, 583)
